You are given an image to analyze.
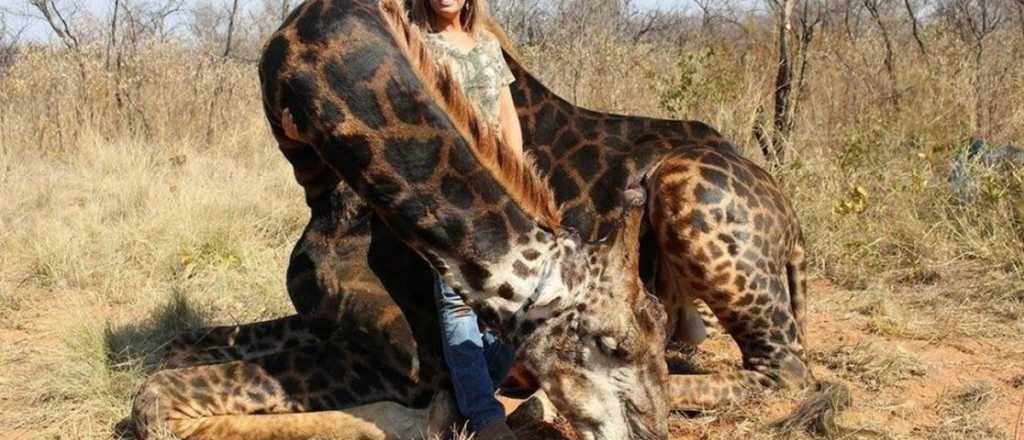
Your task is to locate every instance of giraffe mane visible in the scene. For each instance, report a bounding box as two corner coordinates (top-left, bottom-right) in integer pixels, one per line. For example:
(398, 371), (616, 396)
(378, 0), (561, 229)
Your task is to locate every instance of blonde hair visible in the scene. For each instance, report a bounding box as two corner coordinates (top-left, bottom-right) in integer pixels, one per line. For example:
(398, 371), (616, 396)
(409, 0), (488, 35)
(381, 0), (561, 228)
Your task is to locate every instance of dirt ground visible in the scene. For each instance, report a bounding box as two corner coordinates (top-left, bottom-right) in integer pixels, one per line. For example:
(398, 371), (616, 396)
(498, 279), (1024, 440)
(1, 279), (1022, 440)
(669, 279), (1024, 440)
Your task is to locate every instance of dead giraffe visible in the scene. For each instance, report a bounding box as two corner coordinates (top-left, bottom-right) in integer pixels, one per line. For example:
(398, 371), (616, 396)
(132, 1), (670, 439)
(279, 15), (813, 410)
(260, 12), (820, 412)
(490, 27), (816, 408)
(133, 3), (830, 439)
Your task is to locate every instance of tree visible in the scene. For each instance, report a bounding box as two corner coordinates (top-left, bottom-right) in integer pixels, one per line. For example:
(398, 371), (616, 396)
(0, 11), (26, 73)
(1017, 0), (1024, 39)
(862, 0), (899, 104)
(106, 0), (119, 69)
(754, 0), (823, 166)
(937, 0), (1013, 133)
(939, 0), (1010, 62)
(222, 0), (239, 57)
(27, 0), (80, 50)
(904, 0), (929, 57)
(490, 0), (549, 45)
(113, 0), (184, 54)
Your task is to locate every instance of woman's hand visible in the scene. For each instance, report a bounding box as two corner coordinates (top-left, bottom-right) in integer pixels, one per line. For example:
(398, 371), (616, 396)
(498, 86), (523, 159)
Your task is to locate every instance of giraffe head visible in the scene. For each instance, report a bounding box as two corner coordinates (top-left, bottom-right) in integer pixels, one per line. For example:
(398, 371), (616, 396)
(512, 194), (669, 440)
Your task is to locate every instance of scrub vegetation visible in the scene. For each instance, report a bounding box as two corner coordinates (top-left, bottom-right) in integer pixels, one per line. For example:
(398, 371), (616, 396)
(1, 0), (1022, 438)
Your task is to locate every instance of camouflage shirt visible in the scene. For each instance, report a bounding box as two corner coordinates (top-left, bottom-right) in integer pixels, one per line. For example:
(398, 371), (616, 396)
(423, 30), (515, 126)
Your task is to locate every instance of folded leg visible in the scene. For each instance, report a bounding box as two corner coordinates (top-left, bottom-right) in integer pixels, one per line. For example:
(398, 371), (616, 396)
(135, 336), (435, 440)
(162, 315), (321, 369)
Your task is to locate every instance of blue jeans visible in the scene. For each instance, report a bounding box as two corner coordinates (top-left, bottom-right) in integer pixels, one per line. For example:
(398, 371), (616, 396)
(434, 274), (516, 431)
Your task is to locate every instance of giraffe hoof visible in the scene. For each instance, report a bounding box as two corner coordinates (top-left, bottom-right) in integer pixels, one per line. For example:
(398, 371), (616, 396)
(476, 420), (517, 440)
(508, 392), (576, 440)
(426, 390), (460, 436)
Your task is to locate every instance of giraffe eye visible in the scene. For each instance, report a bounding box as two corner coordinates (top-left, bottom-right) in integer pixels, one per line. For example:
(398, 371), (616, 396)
(596, 335), (623, 359)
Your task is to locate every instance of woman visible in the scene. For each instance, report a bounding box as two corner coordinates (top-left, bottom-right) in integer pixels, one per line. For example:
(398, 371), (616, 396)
(282, 1), (522, 438)
(413, 1), (521, 438)
(413, 0), (523, 157)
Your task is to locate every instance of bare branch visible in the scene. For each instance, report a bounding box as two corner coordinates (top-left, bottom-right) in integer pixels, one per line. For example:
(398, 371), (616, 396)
(862, 0), (898, 104)
(0, 12), (28, 73)
(223, 0), (240, 57)
(793, 0), (822, 117)
(106, 0), (120, 69)
(944, 0), (1009, 45)
(904, 0), (929, 57)
(768, 0), (796, 164)
(1017, 0), (1024, 39)
(281, 0), (291, 22)
(28, 0), (80, 49)
(694, 0), (718, 31)
(629, 8), (673, 42)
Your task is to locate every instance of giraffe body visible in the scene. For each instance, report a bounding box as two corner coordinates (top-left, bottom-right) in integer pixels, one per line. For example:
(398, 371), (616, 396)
(133, 3), (816, 438)
(134, 1), (669, 439)
(499, 43), (813, 407)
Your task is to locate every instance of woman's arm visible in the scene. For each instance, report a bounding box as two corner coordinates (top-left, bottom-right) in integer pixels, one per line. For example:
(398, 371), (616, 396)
(498, 86), (523, 159)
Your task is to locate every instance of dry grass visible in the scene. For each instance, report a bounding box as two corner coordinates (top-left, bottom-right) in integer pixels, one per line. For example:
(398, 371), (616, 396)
(2, 11), (1024, 440)
(928, 383), (1009, 440)
(813, 343), (928, 392)
(0, 51), (302, 434)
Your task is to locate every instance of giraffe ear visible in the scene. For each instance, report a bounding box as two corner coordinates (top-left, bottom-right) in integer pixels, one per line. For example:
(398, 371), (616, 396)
(623, 186), (646, 209)
(636, 294), (668, 334)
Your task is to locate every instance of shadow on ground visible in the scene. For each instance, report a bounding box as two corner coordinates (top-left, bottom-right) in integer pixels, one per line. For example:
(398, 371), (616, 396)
(103, 288), (211, 439)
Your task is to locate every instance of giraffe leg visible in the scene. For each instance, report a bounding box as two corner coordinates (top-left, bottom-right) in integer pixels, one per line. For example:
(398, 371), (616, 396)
(667, 371), (772, 410)
(159, 407), (428, 440)
(163, 314), (321, 369)
(163, 198), (384, 371)
(648, 147), (812, 411)
(655, 256), (707, 346)
(135, 334), (434, 440)
(658, 253), (812, 410)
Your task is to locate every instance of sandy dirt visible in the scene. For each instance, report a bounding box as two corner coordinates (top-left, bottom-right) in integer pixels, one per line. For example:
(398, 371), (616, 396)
(496, 279), (1024, 440)
(1, 279), (1022, 439)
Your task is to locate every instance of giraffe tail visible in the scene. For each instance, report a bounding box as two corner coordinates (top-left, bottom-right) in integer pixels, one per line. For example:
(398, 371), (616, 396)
(770, 381), (853, 437)
(772, 241), (854, 437)
(786, 242), (808, 338)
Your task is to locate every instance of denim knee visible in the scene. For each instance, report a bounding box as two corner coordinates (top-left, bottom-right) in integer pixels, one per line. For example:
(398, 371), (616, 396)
(434, 276), (484, 348)
(482, 331), (516, 385)
(433, 274), (507, 429)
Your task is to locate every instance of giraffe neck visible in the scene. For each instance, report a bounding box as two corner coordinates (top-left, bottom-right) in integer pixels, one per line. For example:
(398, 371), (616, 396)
(505, 53), (723, 148)
(259, 0), (577, 334)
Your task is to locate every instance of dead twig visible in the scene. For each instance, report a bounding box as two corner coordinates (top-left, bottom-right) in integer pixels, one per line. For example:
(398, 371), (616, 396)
(1014, 393), (1023, 440)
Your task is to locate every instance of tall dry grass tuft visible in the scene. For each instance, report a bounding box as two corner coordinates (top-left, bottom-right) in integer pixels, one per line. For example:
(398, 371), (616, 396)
(0, 41), (259, 153)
